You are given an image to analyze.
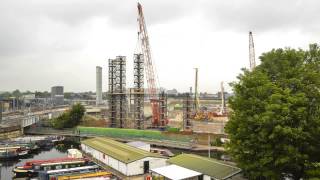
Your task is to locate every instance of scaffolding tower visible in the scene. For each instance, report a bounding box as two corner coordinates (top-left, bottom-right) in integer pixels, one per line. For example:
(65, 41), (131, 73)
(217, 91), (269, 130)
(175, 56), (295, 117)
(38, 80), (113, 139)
(159, 91), (168, 128)
(108, 58), (116, 127)
(132, 54), (144, 129)
(183, 93), (192, 130)
(108, 56), (127, 128)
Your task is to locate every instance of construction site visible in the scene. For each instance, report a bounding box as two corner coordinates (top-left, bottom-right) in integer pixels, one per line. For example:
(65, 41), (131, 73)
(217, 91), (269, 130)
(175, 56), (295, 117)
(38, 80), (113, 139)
(4, 0), (318, 179)
(0, 3), (258, 150)
(0, 2), (257, 153)
(102, 3), (256, 138)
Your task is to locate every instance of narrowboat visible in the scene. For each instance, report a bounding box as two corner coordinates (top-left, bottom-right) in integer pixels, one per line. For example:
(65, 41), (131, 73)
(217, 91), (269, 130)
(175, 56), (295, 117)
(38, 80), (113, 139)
(0, 147), (18, 159)
(13, 141), (40, 152)
(67, 149), (83, 158)
(0, 145), (31, 159)
(13, 136), (62, 149)
(38, 165), (100, 180)
(13, 157), (90, 178)
(51, 170), (111, 180)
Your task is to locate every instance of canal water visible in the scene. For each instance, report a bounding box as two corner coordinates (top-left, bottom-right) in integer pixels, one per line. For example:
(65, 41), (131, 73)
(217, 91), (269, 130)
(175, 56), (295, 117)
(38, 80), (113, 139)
(0, 140), (78, 180)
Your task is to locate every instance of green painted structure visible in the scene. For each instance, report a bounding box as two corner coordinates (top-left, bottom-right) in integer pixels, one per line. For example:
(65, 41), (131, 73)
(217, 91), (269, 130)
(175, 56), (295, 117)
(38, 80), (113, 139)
(77, 126), (192, 143)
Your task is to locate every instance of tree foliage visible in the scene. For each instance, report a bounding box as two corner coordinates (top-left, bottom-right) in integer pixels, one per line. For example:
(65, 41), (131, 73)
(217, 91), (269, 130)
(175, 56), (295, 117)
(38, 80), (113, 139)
(226, 44), (320, 179)
(52, 103), (85, 129)
(35, 91), (50, 98)
(211, 137), (223, 147)
(0, 89), (25, 98)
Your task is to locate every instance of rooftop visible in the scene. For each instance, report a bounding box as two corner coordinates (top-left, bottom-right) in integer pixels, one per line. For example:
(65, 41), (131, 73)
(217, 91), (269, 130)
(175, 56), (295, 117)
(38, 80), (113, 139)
(126, 141), (149, 148)
(151, 164), (202, 180)
(81, 137), (164, 164)
(168, 154), (241, 180)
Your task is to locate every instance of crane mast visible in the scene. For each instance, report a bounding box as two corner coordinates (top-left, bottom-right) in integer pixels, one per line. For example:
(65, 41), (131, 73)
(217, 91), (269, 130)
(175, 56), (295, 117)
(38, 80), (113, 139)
(137, 3), (162, 127)
(194, 68), (200, 111)
(220, 81), (226, 114)
(249, 31), (256, 70)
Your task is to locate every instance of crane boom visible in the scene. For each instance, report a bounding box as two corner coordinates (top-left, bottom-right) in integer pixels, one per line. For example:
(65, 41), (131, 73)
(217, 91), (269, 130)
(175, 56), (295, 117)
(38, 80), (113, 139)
(137, 3), (161, 127)
(249, 31), (256, 70)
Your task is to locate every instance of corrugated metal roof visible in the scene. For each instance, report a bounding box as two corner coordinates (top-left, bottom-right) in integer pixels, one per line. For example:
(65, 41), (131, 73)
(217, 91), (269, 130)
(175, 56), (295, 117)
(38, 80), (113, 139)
(81, 137), (164, 164)
(126, 141), (149, 147)
(168, 154), (241, 180)
(151, 164), (202, 180)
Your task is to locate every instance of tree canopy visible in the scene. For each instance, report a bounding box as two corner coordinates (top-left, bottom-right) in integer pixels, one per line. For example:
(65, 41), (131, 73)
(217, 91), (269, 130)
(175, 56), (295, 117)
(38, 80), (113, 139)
(226, 44), (320, 179)
(52, 103), (85, 129)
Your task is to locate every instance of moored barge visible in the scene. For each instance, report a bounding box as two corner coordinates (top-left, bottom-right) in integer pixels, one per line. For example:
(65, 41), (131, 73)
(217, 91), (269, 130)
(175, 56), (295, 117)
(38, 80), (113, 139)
(13, 157), (90, 178)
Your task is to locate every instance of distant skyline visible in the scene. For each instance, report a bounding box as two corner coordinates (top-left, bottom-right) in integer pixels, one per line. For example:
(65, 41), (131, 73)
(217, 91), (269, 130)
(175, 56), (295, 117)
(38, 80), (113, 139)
(1, 0), (319, 93)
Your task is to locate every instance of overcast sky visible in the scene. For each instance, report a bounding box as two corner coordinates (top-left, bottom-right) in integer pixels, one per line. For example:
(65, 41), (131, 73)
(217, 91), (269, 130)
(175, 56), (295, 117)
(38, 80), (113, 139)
(0, 0), (319, 93)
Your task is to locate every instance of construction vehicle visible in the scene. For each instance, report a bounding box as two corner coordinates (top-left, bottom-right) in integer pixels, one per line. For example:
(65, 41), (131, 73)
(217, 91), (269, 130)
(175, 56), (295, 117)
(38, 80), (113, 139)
(192, 81), (228, 121)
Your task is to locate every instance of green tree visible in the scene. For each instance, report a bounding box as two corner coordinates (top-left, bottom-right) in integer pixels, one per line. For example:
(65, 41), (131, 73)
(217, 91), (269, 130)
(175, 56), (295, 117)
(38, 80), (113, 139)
(211, 138), (223, 147)
(52, 103), (85, 129)
(226, 44), (320, 179)
(35, 91), (50, 98)
(69, 103), (85, 127)
(12, 89), (21, 98)
(0, 91), (12, 99)
(52, 111), (70, 129)
(64, 92), (73, 99)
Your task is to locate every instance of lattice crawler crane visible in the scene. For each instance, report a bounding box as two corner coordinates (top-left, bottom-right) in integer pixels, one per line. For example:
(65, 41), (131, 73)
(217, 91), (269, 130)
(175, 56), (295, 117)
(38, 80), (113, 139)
(137, 3), (168, 128)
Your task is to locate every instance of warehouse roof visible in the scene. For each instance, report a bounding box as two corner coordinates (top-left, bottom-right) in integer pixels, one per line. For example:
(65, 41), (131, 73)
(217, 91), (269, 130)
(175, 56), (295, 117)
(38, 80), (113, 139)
(126, 141), (149, 148)
(151, 165), (202, 180)
(81, 137), (164, 163)
(168, 154), (241, 180)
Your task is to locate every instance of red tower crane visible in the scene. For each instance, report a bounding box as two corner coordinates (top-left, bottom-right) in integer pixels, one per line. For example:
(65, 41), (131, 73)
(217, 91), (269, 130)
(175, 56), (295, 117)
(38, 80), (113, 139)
(137, 3), (164, 127)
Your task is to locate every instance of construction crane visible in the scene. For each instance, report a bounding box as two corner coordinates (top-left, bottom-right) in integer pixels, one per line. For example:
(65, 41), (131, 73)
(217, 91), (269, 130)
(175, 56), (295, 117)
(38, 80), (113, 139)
(194, 68), (200, 111)
(220, 81), (226, 115)
(249, 31), (256, 70)
(137, 3), (166, 128)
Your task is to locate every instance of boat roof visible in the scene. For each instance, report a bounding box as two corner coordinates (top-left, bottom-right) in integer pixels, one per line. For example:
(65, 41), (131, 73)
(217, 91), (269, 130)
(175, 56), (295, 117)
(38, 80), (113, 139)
(45, 165), (99, 174)
(0, 146), (21, 150)
(40, 160), (85, 166)
(55, 171), (111, 179)
(24, 157), (85, 165)
(67, 149), (82, 154)
(13, 136), (47, 141)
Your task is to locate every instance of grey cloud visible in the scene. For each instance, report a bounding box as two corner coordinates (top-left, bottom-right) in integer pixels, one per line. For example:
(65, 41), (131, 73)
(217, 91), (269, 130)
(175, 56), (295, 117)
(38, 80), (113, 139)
(1, 0), (319, 92)
(0, 0), (195, 56)
(4, 0), (194, 27)
(202, 0), (320, 33)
